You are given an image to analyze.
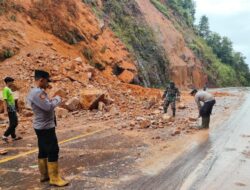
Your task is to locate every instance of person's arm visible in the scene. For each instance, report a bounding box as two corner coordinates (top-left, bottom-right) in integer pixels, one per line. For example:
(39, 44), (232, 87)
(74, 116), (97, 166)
(195, 94), (201, 110)
(32, 91), (61, 112)
(162, 88), (168, 99)
(3, 100), (8, 116)
(2, 88), (8, 115)
(15, 100), (19, 112)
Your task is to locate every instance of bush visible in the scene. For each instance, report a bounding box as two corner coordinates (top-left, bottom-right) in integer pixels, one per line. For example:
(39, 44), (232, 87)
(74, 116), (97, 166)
(82, 48), (93, 60)
(150, 0), (169, 18)
(0, 49), (15, 61)
(3, 49), (14, 58)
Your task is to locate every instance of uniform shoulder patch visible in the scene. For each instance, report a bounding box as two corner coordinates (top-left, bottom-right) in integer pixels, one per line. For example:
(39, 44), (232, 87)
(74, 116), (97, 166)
(39, 92), (46, 100)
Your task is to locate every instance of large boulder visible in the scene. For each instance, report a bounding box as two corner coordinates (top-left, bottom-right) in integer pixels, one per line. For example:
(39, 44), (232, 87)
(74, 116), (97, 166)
(53, 89), (68, 98)
(118, 70), (135, 83)
(80, 88), (105, 110)
(65, 97), (81, 111)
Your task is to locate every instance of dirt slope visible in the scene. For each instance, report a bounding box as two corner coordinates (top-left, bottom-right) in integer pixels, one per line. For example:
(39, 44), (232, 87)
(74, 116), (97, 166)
(0, 0), (138, 94)
(135, 0), (207, 88)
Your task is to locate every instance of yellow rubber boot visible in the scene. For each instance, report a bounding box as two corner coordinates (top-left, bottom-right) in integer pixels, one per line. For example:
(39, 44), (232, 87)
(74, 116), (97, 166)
(47, 162), (69, 187)
(38, 159), (49, 182)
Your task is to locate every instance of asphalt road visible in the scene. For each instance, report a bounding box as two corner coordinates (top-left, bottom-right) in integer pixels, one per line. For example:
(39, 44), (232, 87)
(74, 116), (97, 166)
(123, 90), (250, 190)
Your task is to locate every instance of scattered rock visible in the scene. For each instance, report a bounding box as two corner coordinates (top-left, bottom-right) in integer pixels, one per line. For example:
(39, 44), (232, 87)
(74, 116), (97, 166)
(118, 70), (135, 83)
(178, 103), (186, 109)
(136, 116), (145, 121)
(56, 107), (69, 118)
(0, 149), (8, 155)
(171, 130), (181, 136)
(22, 110), (33, 117)
(98, 101), (106, 111)
(130, 121), (136, 127)
(162, 114), (172, 122)
(144, 97), (157, 109)
(53, 89), (68, 98)
(140, 120), (151, 129)
(153, 110), (161, 115)
(189, 117), (197, 122)
(80, 88), (105, 110)
(65, 97), (81, 111)
(74, 57), (83, 63)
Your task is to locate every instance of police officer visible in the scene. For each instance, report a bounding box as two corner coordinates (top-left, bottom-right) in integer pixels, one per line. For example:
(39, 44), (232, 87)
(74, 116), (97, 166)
(27, 70), (69, 187)
(162, 81), (180, 117)
(190, 89), (216, 129)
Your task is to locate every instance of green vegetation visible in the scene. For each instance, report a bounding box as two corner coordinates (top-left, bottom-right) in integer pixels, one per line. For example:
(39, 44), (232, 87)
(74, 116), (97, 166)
(167, 0), (195, 27)
(196, 15), (250, 86)
(0, 49), (15, 61)
(0, 0), (6, 15)
(150, 0), (169, 18)
(83, 0), (250, 87)
(82, 47), (93, 61)
(156, 0), (250, 86)
(189, 37), (246, 86)
(10, 14), (16, 21)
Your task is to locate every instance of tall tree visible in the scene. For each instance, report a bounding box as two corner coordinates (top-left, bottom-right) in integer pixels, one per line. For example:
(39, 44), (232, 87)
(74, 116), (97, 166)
(206, 32), (222, 56)
(182, 0), (196, 21)
(219, 37), (234, 65)
(198, 15), (210, 38)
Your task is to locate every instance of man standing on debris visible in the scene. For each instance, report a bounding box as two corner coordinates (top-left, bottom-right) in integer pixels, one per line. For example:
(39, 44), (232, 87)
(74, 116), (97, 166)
(162, 81), (180, 117)
(190, 89), (216, 129)
(2, 77), (22, 143)
(27, 70), (69, 187)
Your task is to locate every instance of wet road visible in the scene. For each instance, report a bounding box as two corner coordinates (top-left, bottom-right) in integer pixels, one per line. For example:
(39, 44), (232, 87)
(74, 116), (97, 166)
(0, 89), (248, 190)
(123, 90), (250, 190)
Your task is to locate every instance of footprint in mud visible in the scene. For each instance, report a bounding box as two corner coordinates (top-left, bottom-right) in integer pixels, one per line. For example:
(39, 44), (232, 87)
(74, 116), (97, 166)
(235, 182), (247, 187)
(241, 134), (250, 138)
(225, 148), (236, 152)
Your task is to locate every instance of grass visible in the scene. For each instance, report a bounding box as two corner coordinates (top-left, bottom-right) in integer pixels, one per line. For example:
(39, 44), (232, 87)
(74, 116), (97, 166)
(150, 0), (169, 18)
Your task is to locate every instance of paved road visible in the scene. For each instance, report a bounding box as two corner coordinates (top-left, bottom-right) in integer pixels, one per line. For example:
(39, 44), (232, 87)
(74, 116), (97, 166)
(123, 91), (250, 190)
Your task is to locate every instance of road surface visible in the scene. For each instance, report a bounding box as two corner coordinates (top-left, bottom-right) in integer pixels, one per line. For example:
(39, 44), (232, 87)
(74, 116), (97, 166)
(123, 90), (250, 190)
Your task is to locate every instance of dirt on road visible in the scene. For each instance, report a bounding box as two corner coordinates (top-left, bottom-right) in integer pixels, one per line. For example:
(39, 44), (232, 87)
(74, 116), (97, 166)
(0, 88), (245, 190)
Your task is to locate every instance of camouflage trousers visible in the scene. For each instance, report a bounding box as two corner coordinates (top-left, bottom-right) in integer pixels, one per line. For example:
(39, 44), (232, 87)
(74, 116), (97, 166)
(163, 99), (176, 116)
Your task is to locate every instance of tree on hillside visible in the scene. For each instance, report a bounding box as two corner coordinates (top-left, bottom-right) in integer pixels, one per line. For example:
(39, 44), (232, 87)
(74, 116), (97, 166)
(198, 15), (210, 38)
(206, 32), (222, 55)
(219, 37), (234, 65)
(182, 0), (196, 21)
(167, 0), (196, 25)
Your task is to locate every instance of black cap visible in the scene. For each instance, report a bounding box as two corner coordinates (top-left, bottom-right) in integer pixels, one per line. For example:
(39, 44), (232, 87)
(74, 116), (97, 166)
(4, 77), (14, 83)
(34, 70), (51, 82)
(190, 89), (198, 95)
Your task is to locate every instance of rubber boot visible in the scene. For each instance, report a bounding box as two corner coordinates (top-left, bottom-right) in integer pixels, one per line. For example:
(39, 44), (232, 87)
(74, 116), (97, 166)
(202, 117), (210, 128)
(163, 106), (167, 114)
(172, 109), (176, 117)
(48, 162), (69, 187)
(38, 158), (49, 182)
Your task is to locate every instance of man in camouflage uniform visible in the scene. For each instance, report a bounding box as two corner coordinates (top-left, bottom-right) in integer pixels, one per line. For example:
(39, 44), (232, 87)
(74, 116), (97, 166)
(162, 81), (180, 117)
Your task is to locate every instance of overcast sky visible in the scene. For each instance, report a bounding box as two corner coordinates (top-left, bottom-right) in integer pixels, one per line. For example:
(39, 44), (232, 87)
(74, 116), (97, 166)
(195, 0), (250, 65)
